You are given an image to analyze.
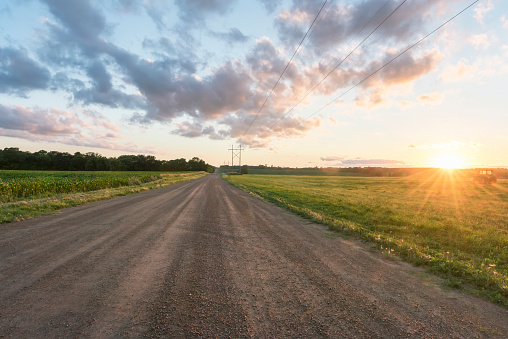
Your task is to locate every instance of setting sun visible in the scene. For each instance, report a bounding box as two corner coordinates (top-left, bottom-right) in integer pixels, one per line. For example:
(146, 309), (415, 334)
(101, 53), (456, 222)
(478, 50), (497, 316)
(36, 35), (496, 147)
(431, 154), (467, 169)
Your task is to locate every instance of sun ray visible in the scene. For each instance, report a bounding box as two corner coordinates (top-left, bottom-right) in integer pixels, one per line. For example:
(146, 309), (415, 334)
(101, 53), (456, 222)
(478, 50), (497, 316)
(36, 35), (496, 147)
(407, 169), (448, 216)
(474, 179), (506, 201)
(445, 169), (467, 221)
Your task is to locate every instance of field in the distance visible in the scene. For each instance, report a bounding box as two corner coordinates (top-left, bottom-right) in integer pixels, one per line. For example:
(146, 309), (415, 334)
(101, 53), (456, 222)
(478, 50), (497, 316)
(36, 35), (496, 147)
(225, 169), (508, 306)
(0, 170), (207, 223)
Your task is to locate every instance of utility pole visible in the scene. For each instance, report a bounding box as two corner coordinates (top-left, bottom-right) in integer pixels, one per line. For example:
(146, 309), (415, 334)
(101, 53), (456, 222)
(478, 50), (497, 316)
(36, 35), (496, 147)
(228, 145), (244, 168)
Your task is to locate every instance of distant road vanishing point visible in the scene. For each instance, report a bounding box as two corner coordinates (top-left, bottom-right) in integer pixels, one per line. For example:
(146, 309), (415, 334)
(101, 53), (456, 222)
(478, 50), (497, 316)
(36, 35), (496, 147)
(1, 172), (507, 337)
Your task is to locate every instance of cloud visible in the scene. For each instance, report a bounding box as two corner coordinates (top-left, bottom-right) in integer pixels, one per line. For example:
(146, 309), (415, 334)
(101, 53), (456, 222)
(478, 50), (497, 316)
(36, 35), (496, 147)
(172, 120), (228, 140)
(321, 156), (405, 167)
(263, 0), (460, 112)
(439, 61), (476, 82)
(3, 0), (472, 149)
(0, 104), (154, 153)
(174, 0), (237, 23)
(81, 110), (121, 132)
(320, 156), (346, 162)
(417, 91), (444, 103)
(368, 49), (443, 87)
(140, 38), (199, 73)
(0, 104), (82, 136)
(258, 0), (278, 13)
(73, 87), (147, 110)
(124, 58), (255, 122)
(129, 36), (322, 144)
(341, 159), (404, 166)
(160, 0), (240, 45)
(352, 48), (443, 108)
(474, 0), (494, 23)
(211, 28), (249, 46)
(113, 0), (140, 14)
(86, 60), (112, 93)
(440, 55), (508, 83)
(142, 0), (172, 30)
(42, 0), (107, 44)
(476, 55), (508, 76)
(69, 59), (148, 109)
(503, 15), (508, 30)
(274, 0), (460, 55)
(36, 1), (109, 72)
(0, 47), (51, 96)
(172, 121), (204, 138)
(39, 0), (256, 124)
(408, 141), (481, 150)
(468, 34), (490, 50)
(268, 1), (447, 109)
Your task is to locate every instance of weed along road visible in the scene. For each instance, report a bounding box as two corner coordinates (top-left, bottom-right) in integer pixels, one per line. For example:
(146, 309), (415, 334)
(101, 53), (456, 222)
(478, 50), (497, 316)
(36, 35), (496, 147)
(1, 173), (507, 337)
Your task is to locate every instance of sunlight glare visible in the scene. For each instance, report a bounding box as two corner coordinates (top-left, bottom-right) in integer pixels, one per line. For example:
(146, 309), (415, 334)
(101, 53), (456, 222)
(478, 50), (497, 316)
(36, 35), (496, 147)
(431, 154), (467, 169)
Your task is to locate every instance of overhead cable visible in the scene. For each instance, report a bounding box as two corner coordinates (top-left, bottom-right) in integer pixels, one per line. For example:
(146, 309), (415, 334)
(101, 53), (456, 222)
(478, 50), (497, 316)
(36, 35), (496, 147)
(318, 0), (392, 77)
(299, 0), (336, 55)
(242, 0), (329, 137)
(259, 0), (407, 138)
(295, 0), (480, 128)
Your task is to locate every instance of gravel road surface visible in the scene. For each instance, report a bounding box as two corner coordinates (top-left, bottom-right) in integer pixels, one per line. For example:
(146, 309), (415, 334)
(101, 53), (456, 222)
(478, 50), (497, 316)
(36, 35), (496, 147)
(1, 172), (507, 338)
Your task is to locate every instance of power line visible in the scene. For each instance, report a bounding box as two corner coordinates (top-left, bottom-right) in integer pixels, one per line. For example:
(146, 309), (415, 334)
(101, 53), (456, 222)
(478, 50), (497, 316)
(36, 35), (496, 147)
(298, 0), (336, 55)
(228, 144), (244, 167)
(318, 0), (392, 76)
(295, 0), (480, 128)
(242, 0), (329, 137)
(280, 0), (389, 112)
(259, 0), (406, 139)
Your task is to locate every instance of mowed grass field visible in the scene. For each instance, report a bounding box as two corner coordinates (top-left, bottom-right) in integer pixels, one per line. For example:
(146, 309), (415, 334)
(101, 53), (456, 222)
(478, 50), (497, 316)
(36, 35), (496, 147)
(0, 170), (207, 223)
(225, 170), (508, 306)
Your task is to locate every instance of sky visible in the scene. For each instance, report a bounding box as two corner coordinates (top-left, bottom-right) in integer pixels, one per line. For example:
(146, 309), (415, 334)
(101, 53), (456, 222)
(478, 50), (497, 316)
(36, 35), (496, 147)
(0, 0), (507, 168)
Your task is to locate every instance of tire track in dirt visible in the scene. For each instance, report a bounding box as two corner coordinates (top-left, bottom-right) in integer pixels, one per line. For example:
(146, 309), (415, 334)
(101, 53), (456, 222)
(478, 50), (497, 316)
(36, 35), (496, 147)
(0, 177), (207, 337)
(0, 180), (199, 298)
(148, 173), (251, 337)
(216, 178), (465, 337)
(0, 172), (507, 338)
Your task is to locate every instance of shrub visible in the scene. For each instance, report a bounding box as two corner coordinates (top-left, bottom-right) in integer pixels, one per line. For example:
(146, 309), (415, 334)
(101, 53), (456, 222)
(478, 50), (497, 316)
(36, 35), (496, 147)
(240, 165), (250, 174)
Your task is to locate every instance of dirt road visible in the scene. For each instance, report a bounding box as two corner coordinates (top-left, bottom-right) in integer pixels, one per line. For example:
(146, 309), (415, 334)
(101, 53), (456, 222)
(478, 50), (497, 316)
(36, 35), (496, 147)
(1, 172), (507, 337)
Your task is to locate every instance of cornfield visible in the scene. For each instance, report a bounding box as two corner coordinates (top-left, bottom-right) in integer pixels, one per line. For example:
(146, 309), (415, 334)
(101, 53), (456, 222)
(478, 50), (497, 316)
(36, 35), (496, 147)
(0, 171), (163, 203)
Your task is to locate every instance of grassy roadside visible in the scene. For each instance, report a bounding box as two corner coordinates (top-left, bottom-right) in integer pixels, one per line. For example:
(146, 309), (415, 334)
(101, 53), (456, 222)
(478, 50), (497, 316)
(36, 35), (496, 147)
(224, 171), (508, 306)
(0, 172), (207, 224)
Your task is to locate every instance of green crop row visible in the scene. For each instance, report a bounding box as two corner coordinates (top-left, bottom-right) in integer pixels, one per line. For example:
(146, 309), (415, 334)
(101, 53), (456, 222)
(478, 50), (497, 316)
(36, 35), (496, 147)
(0, 171), (208, 224)
(0, 171), (162, 202)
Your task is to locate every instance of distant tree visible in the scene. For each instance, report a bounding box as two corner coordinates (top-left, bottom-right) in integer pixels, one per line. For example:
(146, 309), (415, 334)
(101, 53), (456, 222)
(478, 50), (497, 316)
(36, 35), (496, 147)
(108, 158), (122, 171)
(49, 151), (72, 170)
(1, 148), (26, 169)
(144, 155), (160, 171)
(0, 147), (214, 173)
(188, 157), (208, 171)
(364, 167), (384, 177)
(117, 155), (137, 171)
(240, 165), (249, 174)
(69, 152), (86, 171)
(31, 150), (51, 170)
(167, 158), (188, 171)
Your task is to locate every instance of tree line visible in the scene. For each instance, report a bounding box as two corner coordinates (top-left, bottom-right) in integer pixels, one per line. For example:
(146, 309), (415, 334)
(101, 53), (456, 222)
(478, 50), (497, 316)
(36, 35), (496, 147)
(0, 148), (214, 172)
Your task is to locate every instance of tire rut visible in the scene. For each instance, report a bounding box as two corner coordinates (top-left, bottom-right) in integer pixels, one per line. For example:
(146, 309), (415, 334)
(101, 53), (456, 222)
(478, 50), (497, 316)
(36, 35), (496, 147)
(0, 173), (507, 338)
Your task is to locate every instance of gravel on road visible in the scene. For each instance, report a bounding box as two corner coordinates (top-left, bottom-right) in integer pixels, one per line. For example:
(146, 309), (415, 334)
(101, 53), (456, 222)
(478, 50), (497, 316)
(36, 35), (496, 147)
(1, 172), (507, 338)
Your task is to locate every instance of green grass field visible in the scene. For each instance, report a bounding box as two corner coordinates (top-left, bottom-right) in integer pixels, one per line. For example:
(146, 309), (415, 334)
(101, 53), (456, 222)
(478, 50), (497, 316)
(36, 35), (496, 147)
(224, 170), (508, 306)
(0, 170), (207, 223)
